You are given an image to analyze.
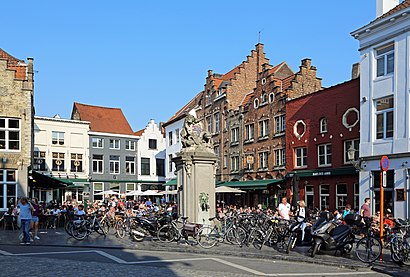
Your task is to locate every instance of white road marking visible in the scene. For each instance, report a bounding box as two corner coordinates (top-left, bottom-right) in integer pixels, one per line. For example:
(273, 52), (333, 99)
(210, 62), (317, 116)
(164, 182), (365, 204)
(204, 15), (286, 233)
(0, 247), (379, 276)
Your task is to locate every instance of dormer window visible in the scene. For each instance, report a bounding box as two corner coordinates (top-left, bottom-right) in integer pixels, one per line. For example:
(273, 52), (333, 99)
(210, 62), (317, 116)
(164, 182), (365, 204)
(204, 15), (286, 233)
(269, 93), (274, 103)
(254, 98), (259, 109)
(206, 91), (212, 105)
(261, 78), (266, 85)
(217, 88), (223, 97)
(320, 118), (327, 133)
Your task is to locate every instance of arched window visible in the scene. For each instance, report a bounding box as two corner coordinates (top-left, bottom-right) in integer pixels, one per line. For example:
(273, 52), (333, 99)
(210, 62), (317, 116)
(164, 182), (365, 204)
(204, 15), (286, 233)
(320, 118), (327, 133)
(254, 98), (259, 109)
(269, 93), (274, 103)
(261, 93), (267, 103)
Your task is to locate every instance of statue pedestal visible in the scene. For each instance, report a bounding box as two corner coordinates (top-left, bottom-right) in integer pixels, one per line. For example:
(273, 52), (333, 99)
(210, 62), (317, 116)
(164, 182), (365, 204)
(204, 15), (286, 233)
(173, 149), (217, 225)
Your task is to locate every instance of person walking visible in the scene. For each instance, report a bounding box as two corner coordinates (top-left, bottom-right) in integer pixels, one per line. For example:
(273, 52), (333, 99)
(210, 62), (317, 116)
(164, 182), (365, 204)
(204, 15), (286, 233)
(30, 198), (41, 240)
(18, 197), (33, 245)
(296, 200), (307, 241)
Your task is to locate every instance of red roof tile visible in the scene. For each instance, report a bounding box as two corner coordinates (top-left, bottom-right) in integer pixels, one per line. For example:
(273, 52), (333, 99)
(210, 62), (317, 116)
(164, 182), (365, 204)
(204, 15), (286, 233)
(73, 102), (134, 135)
(221, 65), (241, 81)
(268, 62), (285, 75)
(241, 92), (254, 106)
(282, 74), (295, 90)
(0, 48), (27, 79)
(134, 129), (144, 136)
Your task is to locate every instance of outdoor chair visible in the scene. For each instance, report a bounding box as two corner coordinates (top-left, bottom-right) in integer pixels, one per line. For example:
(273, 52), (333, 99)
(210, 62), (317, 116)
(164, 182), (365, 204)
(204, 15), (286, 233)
(3, 215), (16, 230)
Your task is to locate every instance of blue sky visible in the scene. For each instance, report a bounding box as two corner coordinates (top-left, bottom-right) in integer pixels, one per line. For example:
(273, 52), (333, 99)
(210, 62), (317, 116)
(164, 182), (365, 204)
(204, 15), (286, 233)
(1, 0), (377, 131)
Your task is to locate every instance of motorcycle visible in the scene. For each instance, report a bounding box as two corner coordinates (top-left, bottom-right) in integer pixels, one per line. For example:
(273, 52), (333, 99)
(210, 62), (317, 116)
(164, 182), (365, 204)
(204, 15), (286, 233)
(310, 213), (362, 257)
(130, 213), (170, 242)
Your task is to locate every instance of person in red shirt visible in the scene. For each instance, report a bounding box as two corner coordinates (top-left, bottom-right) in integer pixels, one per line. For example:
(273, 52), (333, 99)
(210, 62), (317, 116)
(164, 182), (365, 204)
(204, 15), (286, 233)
(360, 198), (371, 218)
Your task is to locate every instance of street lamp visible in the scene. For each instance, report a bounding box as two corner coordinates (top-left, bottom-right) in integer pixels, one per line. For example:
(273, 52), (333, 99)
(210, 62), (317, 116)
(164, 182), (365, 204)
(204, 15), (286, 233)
(347, 145), (362, 171)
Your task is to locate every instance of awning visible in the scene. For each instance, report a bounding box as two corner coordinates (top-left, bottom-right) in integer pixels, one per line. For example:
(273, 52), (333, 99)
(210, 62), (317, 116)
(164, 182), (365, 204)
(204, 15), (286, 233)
(164, 178), (177, 186)
(286, 167), (357, 178)
(30, 171), (71, 189)
(217, 179), (284, 190)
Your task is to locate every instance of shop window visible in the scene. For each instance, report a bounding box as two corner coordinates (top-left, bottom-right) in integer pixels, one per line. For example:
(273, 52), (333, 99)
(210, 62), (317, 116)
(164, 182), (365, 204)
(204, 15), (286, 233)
(336, 183), (347, 210)
(320, 184), (330, 210)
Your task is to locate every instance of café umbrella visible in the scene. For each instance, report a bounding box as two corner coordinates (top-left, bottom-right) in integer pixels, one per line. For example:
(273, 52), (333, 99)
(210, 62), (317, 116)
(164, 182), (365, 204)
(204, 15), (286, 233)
(94, 190), (120, 195)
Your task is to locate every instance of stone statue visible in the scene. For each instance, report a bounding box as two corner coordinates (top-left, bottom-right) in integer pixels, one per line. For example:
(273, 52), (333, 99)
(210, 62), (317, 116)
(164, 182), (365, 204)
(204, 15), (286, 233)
(181, 111), (213, 152)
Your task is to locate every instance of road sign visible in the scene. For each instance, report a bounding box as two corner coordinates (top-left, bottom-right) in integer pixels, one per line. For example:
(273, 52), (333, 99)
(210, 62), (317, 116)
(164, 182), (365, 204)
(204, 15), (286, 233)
(380, 156), (389, 172)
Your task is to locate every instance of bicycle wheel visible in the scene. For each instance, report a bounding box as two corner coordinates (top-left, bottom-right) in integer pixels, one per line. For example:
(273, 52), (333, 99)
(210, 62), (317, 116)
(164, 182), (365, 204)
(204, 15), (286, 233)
(116, 219), (125, 239)
(71, 223), (88, 240)
(286, 233), (297, 254)
(226, 227), (247, 245)
(197, 226), (219, 249)
(355, 237), (382, 263)
(157, 224), (177, 243)
(250, 229), (265, 250)
(95, 220), (107, 236)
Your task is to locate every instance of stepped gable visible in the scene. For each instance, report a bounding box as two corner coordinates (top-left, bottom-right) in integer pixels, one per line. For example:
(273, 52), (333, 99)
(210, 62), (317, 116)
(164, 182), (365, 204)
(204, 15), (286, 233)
(71, 102), (134, 135)
(0, 48), (27, 79)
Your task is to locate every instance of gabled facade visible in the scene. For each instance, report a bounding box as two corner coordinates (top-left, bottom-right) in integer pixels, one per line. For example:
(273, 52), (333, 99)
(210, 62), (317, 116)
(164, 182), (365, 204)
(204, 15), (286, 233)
(0, 49), (34, 210)
(352, 0), (410, 218)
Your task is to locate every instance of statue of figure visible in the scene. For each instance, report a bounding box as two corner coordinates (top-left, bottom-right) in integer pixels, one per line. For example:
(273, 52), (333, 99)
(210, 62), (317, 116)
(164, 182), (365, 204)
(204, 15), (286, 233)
(181, 111), (213, 152)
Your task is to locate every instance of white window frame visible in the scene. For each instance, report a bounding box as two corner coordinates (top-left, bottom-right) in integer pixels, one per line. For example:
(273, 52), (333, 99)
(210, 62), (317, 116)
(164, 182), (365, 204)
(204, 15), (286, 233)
(52, 131), (65, 146)
(70, 153), (83, 173)
(230, 156), (239, 172)
(295, 147), (307, 168)
(92, 154), (104, 174)
(168, 131), (173, 146)
(125, 140), (135, 151)
(275, 115), (285, 134)
(318, 143), (332, 167)
(92, 137), (103, 148)
(375, 96), (394, 140)
(109, 139), (120, 150)
(168, 154), (173, 173)
(245, 124), (254, 141)
(52, 152), (65, 172)
(336, 183), (348, 210)
(125, 156), (136, 175)
(175, 128), (180, 143)
(141, 157), (150, 175)
(259, 152), (268, 170)
(344, 139), (359, 164)
(231, 127), (239, 143)
(109, 155), (120, 174)
(206, 116), (212, 133)
(259, 119), (269, 138)
(305, 185), (314, 210)
(274, 148), (285, 167)
(354, 183), (360, 210)
(223, 155), (228, 168)
(320, 184), (330, 211)
(214, 112), (220, 133)
(33, 151), (46, 171)
(93, 182), (103, 200)
(320, 118), (327, 133)
(0, 118), (20, 151)
(0, 169), (18, 210)
(375, 43), (394, 78)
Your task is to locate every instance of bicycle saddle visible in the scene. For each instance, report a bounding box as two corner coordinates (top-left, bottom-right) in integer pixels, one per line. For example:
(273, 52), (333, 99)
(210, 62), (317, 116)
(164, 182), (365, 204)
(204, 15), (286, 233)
(180, 216), (189, 220)
(209, 217), (216, 221)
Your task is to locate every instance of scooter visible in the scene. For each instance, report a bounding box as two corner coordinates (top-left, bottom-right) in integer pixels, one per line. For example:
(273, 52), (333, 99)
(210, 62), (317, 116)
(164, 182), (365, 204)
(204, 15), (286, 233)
(310, 213), (362, 257)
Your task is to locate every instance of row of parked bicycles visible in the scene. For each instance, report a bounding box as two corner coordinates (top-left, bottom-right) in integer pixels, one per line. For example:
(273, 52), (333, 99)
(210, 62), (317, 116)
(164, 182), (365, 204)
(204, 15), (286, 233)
(64, 210), (410, 265)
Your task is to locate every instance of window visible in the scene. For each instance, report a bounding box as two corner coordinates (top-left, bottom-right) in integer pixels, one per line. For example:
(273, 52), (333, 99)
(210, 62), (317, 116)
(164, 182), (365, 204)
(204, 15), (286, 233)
(295, 147), (307, 168)
(52, 131), (64, 145)
(245, 124), (254, 141)
(109, 139), (120, 150)
(320, 184), (330, 210)
(92, 154), (103, 174)
(0, 118), (20, 151)
(305, 185), (314, 210)
(231, 127), (239, 143)
(344, 139), (359, 164)
(259, 152), (268, 170)
(275, 115), (285, 134)
(109, 155), (120, 174)
(318, 144), (332, 166)
(223, 155), (228, 168)
(156, 159), (165, 177)
(320, 118), (327, 133)
(254, 98), (259, 109)
(206, 91), (212, 105)
(376, 44), (394, 77)
(168, 154), (173, 172)
(93, 183), (103, 201)
(92, 137), (103, 148)
(141, 158), (150, 175)
(259, 119), (269, 138)
(125, 156), (136, 175)
(224, 116), (228, 130)
(125, 140), (135, 151)
(149, 139), (157, 149)
(214, 145), (220, 156)
(214, 112), (220, 133)
(206, 116), (212, 133)
(274, 149), (285, 167)
(168, 131), (173, 146)
(70, 153), (83, 172)
(230, 156), (239, 172)
(0, 169), (17, 209)
(33, 151), (46, 171)
(269, 93), (274, 103)
(52, 152), (65, 171)
(175, 128), (180, 143)
(354, 183), (359, 210)
(126, 183), (137, 196)
(336, 183), (348, 210)
(261, 93), (267, 104)
(375, 96), (394, 139)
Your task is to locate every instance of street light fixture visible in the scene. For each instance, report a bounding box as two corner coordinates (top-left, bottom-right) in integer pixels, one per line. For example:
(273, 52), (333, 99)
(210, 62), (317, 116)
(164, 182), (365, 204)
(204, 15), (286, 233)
(347, 145), (362, 171)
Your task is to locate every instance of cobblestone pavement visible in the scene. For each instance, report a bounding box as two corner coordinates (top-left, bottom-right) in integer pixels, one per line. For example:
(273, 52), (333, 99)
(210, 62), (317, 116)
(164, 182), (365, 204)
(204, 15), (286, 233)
(0, 228), (409, 276)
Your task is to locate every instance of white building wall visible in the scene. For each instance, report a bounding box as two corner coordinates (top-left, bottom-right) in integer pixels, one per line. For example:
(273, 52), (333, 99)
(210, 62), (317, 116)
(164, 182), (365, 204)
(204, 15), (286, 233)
(353, 5), (410, 219)
(164, 118), (184, 181)
(137, 119), (166, 184)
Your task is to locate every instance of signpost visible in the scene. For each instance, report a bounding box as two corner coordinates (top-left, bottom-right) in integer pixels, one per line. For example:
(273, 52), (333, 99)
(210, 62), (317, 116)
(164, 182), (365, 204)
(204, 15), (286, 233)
(379, 155), (389, 261)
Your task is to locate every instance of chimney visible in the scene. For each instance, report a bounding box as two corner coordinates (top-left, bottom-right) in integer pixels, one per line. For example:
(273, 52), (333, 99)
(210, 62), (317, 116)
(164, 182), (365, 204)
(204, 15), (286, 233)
(376, 0), (399, 17)
(207, 70), (213, 77)
(351, 63), (360, 79)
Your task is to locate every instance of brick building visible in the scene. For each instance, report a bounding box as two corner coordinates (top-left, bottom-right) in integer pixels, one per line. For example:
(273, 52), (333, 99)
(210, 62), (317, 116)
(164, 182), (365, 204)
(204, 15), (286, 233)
(0, 49), (34, 210)
(285, 77), (360, 212)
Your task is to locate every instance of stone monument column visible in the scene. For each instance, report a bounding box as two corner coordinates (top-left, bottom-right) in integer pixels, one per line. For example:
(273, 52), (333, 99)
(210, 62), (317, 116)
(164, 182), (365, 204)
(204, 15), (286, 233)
(173, 113), (217, 225)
